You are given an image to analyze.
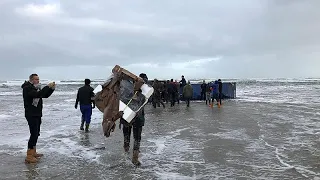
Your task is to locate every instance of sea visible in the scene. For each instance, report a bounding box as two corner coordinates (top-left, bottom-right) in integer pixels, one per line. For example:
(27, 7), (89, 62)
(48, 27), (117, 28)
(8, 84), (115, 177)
(0, 78), (319, 179)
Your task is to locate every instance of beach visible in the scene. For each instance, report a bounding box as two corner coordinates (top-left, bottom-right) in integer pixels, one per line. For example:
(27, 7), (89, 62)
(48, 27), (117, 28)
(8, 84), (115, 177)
(0, 79), (320, 179)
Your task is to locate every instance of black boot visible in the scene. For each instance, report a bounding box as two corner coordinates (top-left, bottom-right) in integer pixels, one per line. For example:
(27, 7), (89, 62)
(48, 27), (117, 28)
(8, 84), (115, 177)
(85, 124), (89, 132)
(124, 142), (130, 153)
(80, 119), (84, 130)
(123, 134), (130, 153)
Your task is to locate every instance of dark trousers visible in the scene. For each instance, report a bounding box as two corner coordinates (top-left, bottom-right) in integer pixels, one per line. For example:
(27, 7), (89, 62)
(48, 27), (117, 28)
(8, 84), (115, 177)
(212, 93), (220, 103)
(164, 92), (169, 103)
(152, 95), (165, 108)
(26, 117), (41, 149)
(201, 91), (206, 101)
(219, 93), (222, 104)
(123, 125), (142, 151)
(80, 105), (92, 124)
(170, 93), (176, 107)
(176, 93), (180, 104)
(185, 98), (190, 107)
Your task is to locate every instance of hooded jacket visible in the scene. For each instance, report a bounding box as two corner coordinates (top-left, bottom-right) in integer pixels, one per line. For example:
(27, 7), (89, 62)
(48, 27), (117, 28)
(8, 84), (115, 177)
(21, 81), (54, 117)
(211, 81), (219, 94)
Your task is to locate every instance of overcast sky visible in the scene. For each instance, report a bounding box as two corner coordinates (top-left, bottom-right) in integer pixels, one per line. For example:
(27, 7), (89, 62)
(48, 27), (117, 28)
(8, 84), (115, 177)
(0, 0), (319, 80)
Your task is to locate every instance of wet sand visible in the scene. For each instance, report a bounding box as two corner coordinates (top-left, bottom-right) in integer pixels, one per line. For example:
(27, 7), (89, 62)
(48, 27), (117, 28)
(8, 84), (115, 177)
(1, 100), (320, 180)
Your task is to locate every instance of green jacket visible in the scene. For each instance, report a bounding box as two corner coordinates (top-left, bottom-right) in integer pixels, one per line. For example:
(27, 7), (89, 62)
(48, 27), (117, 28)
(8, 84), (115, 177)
(134, 108), (145, 126)
(120, 108), (145, 127)
(183, 84), (193, 98)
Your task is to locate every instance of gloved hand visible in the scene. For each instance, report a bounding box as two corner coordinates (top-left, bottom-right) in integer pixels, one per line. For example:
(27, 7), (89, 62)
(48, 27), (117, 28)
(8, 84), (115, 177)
(119, 111), (124, 117)
(75, 103), (78, 109)
(48, 82), (56, 89)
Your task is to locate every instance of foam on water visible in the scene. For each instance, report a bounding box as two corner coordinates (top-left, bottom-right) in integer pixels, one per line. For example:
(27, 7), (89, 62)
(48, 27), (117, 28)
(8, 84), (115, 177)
(0, 114), (12, 120)
(140, 127), (209, 178)
(255, 108), (320, 179)
(44, 136), (101, 162)
(0, 91), (76, 96)
(208, 129), (251, 141)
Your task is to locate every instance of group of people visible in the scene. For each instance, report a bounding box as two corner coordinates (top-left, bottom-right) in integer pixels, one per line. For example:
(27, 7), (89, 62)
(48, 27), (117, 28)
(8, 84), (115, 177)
(201, 79), (223, 107)
(151, 75), (194, 107)
(22, 73), (147, 166)
(21, 73), (223, 166)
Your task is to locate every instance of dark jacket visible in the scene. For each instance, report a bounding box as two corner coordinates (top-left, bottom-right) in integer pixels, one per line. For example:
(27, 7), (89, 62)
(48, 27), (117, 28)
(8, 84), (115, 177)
(218, 81), (222, 93)
(133, 108), (145, 126)
(206, 83), (212, 92)
(201, 83), (207, 93)
(22, 81), (54, 117)
(120, 107), (145, 127)
(76, 85), (95, 106)
(152, 81), (162, 97)
(180, 78), (186, 87)
(121, 77), (148, 127)
(134, 76), (149, 126)
(167, 82), (178, 95)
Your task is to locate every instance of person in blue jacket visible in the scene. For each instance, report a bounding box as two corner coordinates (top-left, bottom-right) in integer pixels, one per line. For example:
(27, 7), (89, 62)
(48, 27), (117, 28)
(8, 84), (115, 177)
(211, 80), (221, 108)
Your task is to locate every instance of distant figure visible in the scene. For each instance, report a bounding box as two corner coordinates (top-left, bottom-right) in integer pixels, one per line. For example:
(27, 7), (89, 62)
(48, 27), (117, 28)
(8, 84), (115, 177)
(206, 83), (212, 105)
(218, 79), (223, 105)
(183, 81), (194, 107)
(75, 79), (95, 132)
(22, 74), (55, 163)
(152, 79), (165, 108)
(211, 80), (221, 108)
(168, 79), (178, 107)
(120, 73), (148, 166)
(174, 80), (180, 104)
(200, 80), (207, 101)
(163, 81), (169, 103)
(180, 75), (187, 88)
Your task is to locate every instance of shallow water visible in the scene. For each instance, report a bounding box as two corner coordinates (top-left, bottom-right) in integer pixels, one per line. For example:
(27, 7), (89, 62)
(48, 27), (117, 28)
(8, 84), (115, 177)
(0, 80), (319, 179)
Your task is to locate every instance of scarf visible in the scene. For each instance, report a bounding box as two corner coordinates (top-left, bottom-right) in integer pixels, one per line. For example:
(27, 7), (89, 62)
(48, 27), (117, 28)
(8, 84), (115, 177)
(32, 83), (41, 107)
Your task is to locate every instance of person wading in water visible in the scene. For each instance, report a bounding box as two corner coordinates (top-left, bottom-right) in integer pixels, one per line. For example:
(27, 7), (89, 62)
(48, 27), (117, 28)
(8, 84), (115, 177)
(75, 79), (95, 132)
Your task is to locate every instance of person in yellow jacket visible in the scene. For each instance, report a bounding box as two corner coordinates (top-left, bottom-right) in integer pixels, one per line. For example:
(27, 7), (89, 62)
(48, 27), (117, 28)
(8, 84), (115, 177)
(182, 81), (193, 107)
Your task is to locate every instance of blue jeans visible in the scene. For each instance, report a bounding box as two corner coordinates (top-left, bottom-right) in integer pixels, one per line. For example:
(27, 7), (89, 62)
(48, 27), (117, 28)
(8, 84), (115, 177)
(80, 105), (92, 124)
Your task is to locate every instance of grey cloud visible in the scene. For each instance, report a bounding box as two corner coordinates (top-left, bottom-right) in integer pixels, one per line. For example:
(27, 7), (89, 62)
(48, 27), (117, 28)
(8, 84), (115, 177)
(0, 0), (319, 80)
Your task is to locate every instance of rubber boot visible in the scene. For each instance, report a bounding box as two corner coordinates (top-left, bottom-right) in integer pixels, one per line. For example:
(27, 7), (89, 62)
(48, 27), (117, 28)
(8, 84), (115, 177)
(85, 124), (89, 133)
(33, 146), (43, 158)
(132, 150), (141, 166)
(123, 143), (130, 153)
(25, 149), (38, 164)
(80, 119), (85, 130)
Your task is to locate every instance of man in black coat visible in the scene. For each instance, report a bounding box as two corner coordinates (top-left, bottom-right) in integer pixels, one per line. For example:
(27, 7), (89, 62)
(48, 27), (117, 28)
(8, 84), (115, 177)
(75, 79), (95, 132)
(22, 74), (55, 163)
(167, 79), (178, 107)
(200, 80), (207, 101)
